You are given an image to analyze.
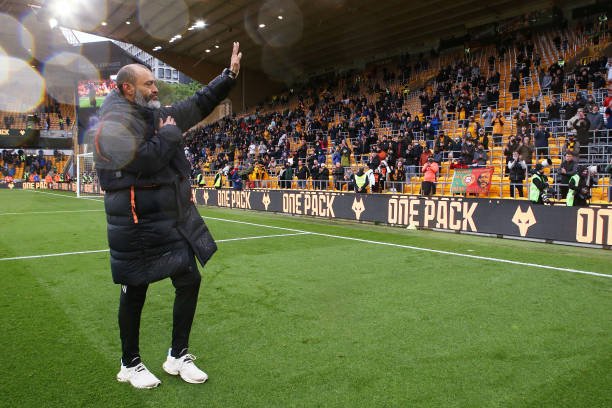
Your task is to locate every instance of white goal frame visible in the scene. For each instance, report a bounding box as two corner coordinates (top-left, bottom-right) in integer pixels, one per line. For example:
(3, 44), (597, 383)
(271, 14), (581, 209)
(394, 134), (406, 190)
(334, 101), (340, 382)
(76, 152), (102, 197)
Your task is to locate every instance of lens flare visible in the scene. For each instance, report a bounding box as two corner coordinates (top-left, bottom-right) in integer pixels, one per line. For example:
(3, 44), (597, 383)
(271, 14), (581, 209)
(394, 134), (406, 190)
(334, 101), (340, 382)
(258, 0), (303, 48)
(261, 46), (303, 84)
(0, 13), (34, 61)
(43, 51), (99, 105)
(0, 56), (45, 112)
(46, 0), (108, 31)
(138, 0), (190, 41)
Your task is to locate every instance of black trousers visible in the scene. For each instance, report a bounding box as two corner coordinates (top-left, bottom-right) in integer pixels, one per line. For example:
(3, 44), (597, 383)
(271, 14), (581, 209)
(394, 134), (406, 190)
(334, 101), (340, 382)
(119, 255), (201, 366)
(422, 181), (436, 196)
(509, 183), (524, 198)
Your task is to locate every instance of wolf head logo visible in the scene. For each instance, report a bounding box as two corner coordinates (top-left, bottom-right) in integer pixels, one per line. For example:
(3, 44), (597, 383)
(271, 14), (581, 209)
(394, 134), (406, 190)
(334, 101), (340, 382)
(352, 197), (365, 220)
(512, 206), (536, 237)
(262, 193), (271, 210)
(202, 190), (209, 205)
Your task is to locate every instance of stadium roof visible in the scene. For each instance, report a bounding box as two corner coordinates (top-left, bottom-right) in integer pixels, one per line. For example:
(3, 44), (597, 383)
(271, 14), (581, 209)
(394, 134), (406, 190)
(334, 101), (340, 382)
(3, 0), (591, 82)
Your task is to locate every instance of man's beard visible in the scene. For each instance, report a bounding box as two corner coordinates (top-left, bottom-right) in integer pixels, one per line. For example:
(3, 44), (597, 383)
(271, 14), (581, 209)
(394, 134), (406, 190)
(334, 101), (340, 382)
(135, 90), (161, 109)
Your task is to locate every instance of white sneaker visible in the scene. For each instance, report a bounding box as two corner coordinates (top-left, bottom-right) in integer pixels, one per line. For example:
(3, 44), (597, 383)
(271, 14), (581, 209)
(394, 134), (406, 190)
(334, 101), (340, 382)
(162, 349), (208, 384)
(117, 362), (161, 389)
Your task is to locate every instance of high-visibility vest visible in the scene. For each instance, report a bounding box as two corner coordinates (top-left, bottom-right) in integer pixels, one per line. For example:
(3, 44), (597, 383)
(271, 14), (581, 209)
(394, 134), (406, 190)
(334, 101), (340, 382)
(566, 174), (580, 206)
(529, 174), (545, 202)
(195, 173), (204, 185)
(214, 173), (222, 188)
(354, 173), (367, 191)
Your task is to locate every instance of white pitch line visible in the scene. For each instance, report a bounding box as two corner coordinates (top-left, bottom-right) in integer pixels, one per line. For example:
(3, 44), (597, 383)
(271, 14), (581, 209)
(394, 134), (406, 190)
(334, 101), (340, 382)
(219, 232), (310, 242)
(0, 232), (310, 262)
(0, 249), (109, 261)
(203, 216), (612, 279)
(0, 209), (105, 216)
(23, 189), (105, 202)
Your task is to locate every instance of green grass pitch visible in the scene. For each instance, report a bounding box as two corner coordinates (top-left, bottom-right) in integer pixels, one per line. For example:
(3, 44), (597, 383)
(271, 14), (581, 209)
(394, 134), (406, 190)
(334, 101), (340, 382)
(79, 96), (106, 108)
(0, 189), (610, 407)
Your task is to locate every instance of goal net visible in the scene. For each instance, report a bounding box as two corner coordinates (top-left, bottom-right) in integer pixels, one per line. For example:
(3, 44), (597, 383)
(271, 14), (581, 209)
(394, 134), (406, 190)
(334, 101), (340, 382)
(76, 152), (103, 197)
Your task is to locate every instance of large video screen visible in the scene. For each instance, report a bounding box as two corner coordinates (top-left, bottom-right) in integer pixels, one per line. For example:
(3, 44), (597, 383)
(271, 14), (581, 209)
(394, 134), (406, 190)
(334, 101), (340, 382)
(77, 79), (116, 108)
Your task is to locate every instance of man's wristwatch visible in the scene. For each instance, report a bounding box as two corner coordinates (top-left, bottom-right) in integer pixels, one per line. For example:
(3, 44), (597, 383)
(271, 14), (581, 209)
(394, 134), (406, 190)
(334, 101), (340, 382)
(223, 68), (237, 80)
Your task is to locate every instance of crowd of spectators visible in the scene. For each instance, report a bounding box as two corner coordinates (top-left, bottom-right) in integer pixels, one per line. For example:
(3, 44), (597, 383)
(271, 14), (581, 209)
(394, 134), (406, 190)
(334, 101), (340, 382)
(1, 94), (73, 131)
(180, 23), (611, 201)
(1, 148), (68, 183)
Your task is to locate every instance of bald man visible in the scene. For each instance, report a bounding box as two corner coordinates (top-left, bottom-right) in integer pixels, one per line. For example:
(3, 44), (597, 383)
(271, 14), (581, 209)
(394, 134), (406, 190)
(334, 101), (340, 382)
(94, 43), (242, 389)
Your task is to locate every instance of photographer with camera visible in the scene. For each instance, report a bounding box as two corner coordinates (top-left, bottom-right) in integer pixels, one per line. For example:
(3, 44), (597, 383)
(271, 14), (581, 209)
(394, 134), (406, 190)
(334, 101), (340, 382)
(567, 165), (597, 206)
(507, 151), (527, 198)
(529, 163), (552, 205)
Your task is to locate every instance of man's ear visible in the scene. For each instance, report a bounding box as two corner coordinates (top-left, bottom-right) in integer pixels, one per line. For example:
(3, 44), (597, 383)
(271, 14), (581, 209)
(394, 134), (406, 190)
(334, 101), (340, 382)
(122, 82), (134, 96)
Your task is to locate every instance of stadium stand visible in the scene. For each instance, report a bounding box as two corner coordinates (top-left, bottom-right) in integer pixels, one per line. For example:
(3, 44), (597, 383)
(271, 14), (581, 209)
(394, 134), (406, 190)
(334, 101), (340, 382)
(183, 19), (611, 203)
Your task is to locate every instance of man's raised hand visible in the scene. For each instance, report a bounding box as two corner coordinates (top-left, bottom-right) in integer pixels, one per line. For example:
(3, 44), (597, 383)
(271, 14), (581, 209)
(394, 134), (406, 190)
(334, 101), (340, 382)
(230, 42), (242, 76)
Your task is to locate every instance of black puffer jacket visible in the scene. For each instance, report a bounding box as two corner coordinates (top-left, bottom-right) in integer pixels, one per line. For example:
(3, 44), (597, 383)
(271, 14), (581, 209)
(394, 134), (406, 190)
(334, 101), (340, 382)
(94, 70), (235, 286)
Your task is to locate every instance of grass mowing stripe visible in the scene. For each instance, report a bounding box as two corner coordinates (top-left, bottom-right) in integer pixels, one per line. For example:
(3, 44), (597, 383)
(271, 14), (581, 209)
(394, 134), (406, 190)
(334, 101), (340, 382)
(205, 215), (612, 279)
(0, 232), (311, 261)
(6, 191), (609, 278)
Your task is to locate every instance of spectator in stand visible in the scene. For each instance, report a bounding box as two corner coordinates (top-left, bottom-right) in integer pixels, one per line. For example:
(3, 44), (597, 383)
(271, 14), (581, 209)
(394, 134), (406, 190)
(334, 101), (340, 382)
(509, 76), (520, 100)
(527, 96), (541, 114)
(567, 108), (591, 156)
(309, 159), (320, 189)
(546, 96), (561, 130)
(605, 158), (612, 202)
(482, 106), (494, 136)
(557, 151), (578, 199)
(279, 162), (294, 189)
(421, 156), (439, 197)
(605, 103), (612, 130)
(517, 136), (534, 171)
(563, 134), (581, 157)
(472, 142), (488, 167)
(331, 146), (341, 165)
(491, 111), (504, 146)
(314, 143), (326, 165)
(405, 140), (422, 178)
(318, 162), (329, 190)
(367, 151), (381, 172)
(332, 162), (345, 191)
(507, 151), (527, 198)
(586, 105), (604, 131)
(533, 123), (550, 160)
(295, 160), (309, 189)
(465, 116), (481, 140)
(515, 111), (529, 136)
(339, 140), (351, 167)
(389, 159), (406, 193)
(230, 167), (243, 190)
(503, 135), (521, 172)
(475, 128), (489, 151)
(433, 130), (450, 161)
(460, 137), (475, 165)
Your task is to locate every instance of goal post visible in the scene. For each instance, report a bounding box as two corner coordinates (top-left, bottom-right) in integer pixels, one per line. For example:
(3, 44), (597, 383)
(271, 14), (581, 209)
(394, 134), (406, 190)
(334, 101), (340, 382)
(76, 152), (102, 197)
